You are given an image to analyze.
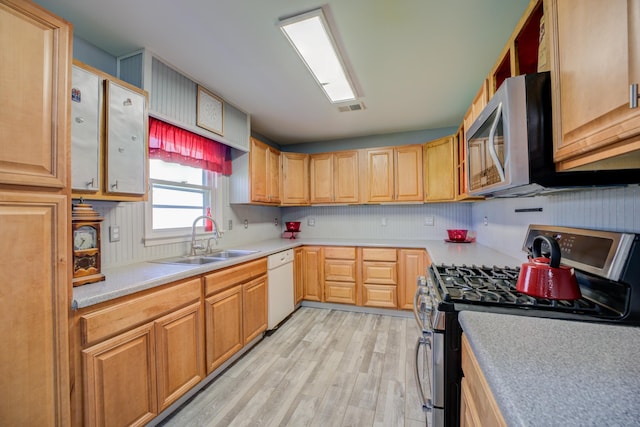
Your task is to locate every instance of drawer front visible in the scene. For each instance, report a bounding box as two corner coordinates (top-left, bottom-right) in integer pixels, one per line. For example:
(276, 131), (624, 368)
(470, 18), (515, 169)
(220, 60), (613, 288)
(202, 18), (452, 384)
(81, 277), (201, 346)
(324, 246), (356, 260)
(324, 259), (357, 282)
(363, 262), (397, 285)
(362, 247), (397, 262)
(204, 258), (267, 296)
(363, 284), (397, 308)
(324, 281), (356, 304)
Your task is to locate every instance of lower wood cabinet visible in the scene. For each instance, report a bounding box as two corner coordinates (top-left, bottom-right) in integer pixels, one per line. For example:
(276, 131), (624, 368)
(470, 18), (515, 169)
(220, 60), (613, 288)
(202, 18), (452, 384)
(460, 334), (506, 427)
(398, 249), (429, 310)
(324, 246), (358, 305)
(301, 246), (324, 301)
(204, 258), (268, 373)
(362, 248), (398, 308)
(80, 278), (203, 427)
(294, 247), (304, 304)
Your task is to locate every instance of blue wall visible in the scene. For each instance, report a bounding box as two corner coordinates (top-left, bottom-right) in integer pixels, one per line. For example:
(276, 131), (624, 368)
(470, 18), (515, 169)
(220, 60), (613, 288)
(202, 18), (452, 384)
(73, 36), (117, 76)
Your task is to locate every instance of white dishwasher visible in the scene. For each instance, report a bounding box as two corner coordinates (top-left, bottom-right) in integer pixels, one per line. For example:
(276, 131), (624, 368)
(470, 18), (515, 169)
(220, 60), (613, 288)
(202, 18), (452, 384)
(267, 249), (295, 330)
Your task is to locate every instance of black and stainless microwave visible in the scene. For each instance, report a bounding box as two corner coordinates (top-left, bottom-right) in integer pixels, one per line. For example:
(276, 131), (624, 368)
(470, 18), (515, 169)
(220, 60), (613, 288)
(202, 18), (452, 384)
(466, 72), (639, 197)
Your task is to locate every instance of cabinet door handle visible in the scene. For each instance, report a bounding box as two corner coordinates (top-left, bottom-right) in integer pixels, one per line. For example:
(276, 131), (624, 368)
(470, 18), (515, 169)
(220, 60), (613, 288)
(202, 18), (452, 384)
(630, 83), (639, 108)
(86, 177), (96, 188)
(111, 180), (118, 190)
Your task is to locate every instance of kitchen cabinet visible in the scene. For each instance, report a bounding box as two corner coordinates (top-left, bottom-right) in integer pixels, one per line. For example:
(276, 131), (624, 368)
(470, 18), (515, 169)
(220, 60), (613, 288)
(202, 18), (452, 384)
(294, 247), (304, 304)
(324, 246), (358, 305)
(0, 1), (71, 426)
(462, 80), (489, 138)
(547, 0), (640, 171)
(301, 246), (324, 301)
(71, 60), (149, 201)
(281, 152), (309, 205)
(362, 248), (398, 308)
(365, 145), (424, 203)
(80, 278), (203, 426)
(204, 258), (267, 372)
(398, 249), (429, 310)
(424, 136), (456, 202)
(310, 150), (359, 204)
(460, 334), (506, 427)
(250, 137), (281, 204)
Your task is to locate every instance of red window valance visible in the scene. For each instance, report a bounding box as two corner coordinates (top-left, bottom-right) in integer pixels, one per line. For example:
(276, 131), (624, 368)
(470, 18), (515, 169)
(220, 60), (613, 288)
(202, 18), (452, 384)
(149, 117), (232, 175)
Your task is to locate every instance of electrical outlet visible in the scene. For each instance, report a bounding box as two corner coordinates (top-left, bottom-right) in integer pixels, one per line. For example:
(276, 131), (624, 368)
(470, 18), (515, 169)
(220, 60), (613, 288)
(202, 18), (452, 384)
(307, 218), (315, 226)
(109, 225), (120, 242)
(244, 219), (249, 229)
(424, 216), (435, 226)
(484, 216), (489, 226)
(274, 218), (278, 227)
(381, 217), (387, 226)
(228, 219), (233, 230)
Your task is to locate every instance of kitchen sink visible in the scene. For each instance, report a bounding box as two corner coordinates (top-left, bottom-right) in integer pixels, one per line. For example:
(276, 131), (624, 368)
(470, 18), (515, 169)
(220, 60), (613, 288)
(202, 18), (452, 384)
(150, 250), (259, 265)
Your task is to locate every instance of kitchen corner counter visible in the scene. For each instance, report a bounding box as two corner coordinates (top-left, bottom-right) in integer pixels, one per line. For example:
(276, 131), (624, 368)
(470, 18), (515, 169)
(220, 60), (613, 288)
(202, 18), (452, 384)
(72, 237), (523, 309)
(459, 311), (640, 427)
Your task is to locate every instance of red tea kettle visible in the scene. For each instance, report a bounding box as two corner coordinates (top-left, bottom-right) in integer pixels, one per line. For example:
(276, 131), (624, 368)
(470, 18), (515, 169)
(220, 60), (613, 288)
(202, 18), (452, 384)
(516, 235), (582, 300)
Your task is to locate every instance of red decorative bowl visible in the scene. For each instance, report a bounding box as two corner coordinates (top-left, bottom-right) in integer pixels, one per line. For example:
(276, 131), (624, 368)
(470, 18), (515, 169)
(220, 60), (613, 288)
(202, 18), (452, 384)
(447, 229), (468, 242)
(286, 222), (301, 232)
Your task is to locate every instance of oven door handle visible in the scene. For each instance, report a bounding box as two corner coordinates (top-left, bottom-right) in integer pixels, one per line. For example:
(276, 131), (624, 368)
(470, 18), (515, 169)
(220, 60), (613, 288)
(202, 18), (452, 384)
(414, 335), (433, 413)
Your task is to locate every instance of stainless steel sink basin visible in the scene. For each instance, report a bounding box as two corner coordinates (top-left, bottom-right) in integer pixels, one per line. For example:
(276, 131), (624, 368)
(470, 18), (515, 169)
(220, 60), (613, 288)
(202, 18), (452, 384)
(207, 249), (259, 259)
(150, 250), (258, 265)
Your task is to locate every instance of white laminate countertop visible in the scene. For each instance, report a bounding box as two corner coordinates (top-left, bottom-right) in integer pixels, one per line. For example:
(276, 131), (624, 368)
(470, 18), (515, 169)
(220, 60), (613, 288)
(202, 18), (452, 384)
(459, 311), (640, 427)
(72, 237), (525, 309)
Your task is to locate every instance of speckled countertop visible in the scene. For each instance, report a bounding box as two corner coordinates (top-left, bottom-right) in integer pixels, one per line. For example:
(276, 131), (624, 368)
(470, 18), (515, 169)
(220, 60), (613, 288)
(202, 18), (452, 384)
(459, 311), (640, 427)
(72, 237), (524, 309)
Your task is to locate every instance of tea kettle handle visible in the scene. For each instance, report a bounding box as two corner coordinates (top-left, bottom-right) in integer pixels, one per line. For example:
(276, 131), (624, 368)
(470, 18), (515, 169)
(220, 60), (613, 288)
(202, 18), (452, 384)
(531, 235), (561, 268)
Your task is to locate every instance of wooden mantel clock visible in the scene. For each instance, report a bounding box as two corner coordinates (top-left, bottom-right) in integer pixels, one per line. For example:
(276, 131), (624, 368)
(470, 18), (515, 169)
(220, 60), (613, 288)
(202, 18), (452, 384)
(72, 202), (105, 286)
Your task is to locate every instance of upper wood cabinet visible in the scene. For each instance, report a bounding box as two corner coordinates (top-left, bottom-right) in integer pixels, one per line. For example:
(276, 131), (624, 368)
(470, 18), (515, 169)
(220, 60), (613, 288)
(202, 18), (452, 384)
(547, 0), (640, 170)
(424, 136), (456, 202)
(462, 80), (489, 137)
(281, 152), (309, 205)
(71, 60), (149, 201)
(249, 137), (281, 204)
(365, 145), (424, 203)
(310, 150), (359, 204)
(0, 2), (71, 426)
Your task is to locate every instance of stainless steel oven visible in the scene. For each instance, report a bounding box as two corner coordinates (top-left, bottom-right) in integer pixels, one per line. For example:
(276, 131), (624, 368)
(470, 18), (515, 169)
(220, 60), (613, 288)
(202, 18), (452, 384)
(413, 225), (640, 427)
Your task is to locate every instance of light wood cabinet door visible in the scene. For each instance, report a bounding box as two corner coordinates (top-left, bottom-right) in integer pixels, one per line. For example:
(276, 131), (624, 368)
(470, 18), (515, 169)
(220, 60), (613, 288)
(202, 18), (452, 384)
(205, 285), (243, 373)
(366, 148), (395, 202)
(155, 302), (204, 411)
(243, 274), (268, 344)
(83, 323), (158, 427)
(294, 247), (304, 304)
(460, 334), (507, 427)
(310, 153), (334, 203)
(0, 193), (71, 426)
(302, 246), (323, 301)
(334, 150), (359, 203)
(281, 152), (309, 205)
(425, 136), (455, 202)
(398, 249), (428, 310)
(250, 137), (281, 204)
(395, 144), (424, 201)
(549, 0), (640, 170)
(0, 0), (70, 189)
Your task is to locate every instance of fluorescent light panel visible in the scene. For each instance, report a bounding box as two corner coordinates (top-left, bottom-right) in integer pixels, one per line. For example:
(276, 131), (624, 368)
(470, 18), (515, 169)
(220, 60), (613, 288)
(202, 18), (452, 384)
(279, 8), (357, 103)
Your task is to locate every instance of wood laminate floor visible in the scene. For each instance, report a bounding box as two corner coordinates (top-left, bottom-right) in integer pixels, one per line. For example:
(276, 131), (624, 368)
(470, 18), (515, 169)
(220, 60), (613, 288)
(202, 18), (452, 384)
(159, 306), (427, 427)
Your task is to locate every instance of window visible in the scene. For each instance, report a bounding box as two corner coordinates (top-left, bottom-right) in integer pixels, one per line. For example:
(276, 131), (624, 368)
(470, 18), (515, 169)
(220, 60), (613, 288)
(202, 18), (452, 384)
(145, 158), (220, 243)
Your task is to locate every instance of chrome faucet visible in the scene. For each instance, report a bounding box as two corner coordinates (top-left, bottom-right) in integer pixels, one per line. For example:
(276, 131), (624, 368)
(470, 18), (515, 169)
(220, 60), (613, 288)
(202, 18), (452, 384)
(190, 214), (222, 256)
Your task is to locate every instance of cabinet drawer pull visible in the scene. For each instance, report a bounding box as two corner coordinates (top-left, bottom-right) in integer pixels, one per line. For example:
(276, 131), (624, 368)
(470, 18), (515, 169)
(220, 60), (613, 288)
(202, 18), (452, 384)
(630, 83), (639, 109)
(111, 180), (118, 190)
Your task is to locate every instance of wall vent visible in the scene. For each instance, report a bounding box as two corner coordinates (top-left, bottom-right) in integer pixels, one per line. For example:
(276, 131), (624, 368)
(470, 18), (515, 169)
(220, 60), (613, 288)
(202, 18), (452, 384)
(338, 101), (366, 112)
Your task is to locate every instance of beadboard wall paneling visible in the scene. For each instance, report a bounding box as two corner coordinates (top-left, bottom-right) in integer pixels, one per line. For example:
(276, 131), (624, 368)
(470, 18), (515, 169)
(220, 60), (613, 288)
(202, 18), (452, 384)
(471, 186), (640, 262)
(281, 203), (472, 241)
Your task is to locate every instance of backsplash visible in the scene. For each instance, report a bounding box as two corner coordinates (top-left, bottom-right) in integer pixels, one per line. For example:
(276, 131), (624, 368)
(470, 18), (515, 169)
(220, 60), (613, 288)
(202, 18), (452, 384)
(90, 185), (639, 268)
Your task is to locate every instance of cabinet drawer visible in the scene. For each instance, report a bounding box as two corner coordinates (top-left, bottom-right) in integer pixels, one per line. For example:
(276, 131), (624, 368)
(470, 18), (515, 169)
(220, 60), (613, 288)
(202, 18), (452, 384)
(81, 277), (201, 346)
(324, 246), (356, 259)
(325, 281), (356, 304)
(324, 259), (357, 282)
(363, 261), (397, 285)
(204, 258), (267, 296)
(363, 284), (397, 308)
(362, 247), (397, 262)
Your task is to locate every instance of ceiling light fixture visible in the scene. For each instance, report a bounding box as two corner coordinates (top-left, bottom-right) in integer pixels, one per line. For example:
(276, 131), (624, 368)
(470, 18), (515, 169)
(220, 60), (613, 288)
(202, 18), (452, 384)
(278, 8), (357, 103)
